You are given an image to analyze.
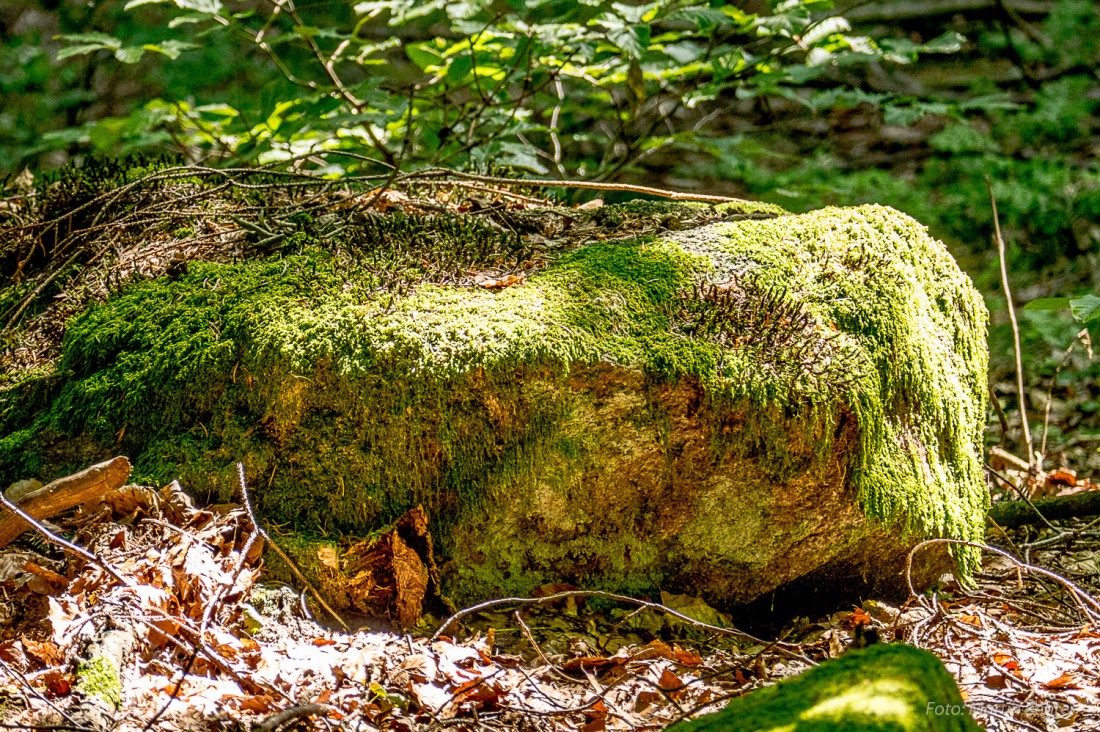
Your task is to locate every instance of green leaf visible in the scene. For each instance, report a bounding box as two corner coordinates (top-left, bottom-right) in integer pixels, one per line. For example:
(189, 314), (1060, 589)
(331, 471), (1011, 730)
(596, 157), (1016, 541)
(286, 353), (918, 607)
(668, 6), (730, 31)
(406, 42), (443, 71)
(143, 40), (199, 59)
(55, 32), (121, 60)
(662, 41), (704, 64)
(921, 31), (966, 53)
(114, 46), (147, 64)
(57, 32), (123, 46)
(168, 13), (212, 27)
(1023, 298), (1072, 311)
(124, 0), (171, 8)
(56, 44), (113, 60)
(497, 141), (548, 175)
(445, 55), (474, 83)
(1070, 295), (1100, 324)
(176, 0), (222, 12)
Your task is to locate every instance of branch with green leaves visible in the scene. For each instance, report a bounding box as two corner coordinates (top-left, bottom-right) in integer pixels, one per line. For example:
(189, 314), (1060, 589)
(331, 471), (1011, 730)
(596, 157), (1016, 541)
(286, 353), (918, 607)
(45, 0), (966, 180)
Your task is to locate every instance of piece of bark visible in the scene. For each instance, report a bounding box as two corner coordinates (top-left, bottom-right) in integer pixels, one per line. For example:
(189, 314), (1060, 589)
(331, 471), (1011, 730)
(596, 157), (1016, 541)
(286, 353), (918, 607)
(988, 490), (1100, 529)
(70, 626), (136, 732)
(0, 457), (131, 549)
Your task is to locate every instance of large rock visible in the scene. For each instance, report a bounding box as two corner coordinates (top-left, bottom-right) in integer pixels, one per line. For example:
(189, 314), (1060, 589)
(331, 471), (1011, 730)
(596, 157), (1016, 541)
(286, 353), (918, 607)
(0, 191), (988, 609)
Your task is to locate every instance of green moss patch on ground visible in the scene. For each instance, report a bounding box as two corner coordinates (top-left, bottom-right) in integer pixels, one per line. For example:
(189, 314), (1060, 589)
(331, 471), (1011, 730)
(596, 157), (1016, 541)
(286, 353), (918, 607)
(669, 643), (980, 732)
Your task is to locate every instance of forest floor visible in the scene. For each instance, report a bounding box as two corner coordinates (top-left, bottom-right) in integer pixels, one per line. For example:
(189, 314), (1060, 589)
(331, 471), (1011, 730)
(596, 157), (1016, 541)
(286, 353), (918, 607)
(2, 451), (1100, 732)
(2, 168), (1100, 732)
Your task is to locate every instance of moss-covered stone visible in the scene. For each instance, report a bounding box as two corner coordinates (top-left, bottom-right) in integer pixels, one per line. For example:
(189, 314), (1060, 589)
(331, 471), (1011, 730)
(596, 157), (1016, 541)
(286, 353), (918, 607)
(0, 194), (988, 609)
(668, 643), (980, 732)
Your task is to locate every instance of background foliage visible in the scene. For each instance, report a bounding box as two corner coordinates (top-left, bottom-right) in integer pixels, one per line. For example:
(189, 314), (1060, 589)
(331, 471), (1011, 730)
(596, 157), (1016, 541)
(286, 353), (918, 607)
(1, 0), (1099, 459)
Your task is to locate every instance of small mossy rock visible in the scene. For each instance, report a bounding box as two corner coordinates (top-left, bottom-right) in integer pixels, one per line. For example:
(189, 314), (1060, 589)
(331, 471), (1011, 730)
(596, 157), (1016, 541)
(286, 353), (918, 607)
(0, 197), (988, 610)
(668, 643), (980, 732)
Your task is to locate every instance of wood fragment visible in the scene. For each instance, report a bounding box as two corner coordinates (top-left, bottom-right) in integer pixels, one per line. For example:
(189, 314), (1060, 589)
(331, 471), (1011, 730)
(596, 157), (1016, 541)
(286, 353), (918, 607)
(988, 490), (1100, 528)
(70, 626), (136, 732)
(0, 457), (132, 549)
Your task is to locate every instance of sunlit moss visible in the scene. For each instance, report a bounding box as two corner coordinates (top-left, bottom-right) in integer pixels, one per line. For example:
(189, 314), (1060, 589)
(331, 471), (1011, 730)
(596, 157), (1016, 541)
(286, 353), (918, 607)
(669, 643), (980, 731)
(0, 201), (987, 598)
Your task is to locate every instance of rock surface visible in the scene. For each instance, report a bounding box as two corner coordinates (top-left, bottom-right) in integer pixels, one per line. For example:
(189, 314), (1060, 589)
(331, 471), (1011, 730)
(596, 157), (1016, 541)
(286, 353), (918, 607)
(0, 185), (988, 609)
(668, 643), (980, 731)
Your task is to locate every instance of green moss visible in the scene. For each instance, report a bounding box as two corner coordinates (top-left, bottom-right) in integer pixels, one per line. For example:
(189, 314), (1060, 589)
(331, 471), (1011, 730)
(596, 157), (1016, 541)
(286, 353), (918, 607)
(75, 655), (122, 708)
(0, 201), (987, 594)
(669, 643), (979, 731)
(670, 206), (989, 573)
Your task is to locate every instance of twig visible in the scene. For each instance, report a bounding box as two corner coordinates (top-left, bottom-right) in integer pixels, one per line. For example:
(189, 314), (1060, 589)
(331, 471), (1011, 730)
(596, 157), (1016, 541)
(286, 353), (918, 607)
(0, 656), (92, 731)
(987, 175), (1033, 469)
(254, 704), (337, 732)
(0, 493), (132, 588)
(988, 385), (1010, 445)
(432, 589), (815, 666)
(143, 471), (262, 731)
(400, 168), (759, 205)
(905, 538), (1100, 623)
(235, 463), (348, 630)
(1040, 329), (1089, 458)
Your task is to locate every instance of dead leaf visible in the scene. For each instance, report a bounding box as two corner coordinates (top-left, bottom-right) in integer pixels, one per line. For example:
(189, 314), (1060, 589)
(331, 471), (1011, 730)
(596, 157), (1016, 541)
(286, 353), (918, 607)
(40, 668), (71, 696)
(0, 640), (28, 668)
(657, 667), (685, 699)
(21, 638), (61, 667)
(1043, 672), (1079, 690)
(992, 651), (1018, 671)
(1046, 469), (1078, 487)
(474, 273), (525, 289)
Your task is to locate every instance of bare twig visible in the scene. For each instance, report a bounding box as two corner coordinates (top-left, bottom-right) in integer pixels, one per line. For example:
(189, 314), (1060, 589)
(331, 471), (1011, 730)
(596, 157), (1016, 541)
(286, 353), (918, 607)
(235, 463), (348, 630)
(905, 538), (1100, 623)
(987, 175), (1033, 469)
(1040, 329), (1089, 458)
(0, 656), (91, 731)
(0, 492), (132, 588)
(433, 589), (815, 666)
(401, 168), (758, 205)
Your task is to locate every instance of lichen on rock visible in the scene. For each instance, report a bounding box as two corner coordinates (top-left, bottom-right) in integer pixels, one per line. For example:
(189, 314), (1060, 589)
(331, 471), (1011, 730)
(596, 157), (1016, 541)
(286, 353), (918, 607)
(0, 180), (988, 610)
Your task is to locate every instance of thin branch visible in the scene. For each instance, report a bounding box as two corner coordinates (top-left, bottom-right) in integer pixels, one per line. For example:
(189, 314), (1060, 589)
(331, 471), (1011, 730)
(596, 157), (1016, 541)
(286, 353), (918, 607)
(0, 493), (132, 588)
(235, 462), (349, 630)
(905, 538), (1100, 623)
(402, 168), (758, 205)
(987, 175), (1033, 469)
(432, 589), (815, 666)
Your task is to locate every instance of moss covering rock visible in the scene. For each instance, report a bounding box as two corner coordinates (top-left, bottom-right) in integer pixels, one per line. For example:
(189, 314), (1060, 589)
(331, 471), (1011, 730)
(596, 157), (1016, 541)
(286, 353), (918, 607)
(0, 178), (988, 610)
(668, 643), (980, 732)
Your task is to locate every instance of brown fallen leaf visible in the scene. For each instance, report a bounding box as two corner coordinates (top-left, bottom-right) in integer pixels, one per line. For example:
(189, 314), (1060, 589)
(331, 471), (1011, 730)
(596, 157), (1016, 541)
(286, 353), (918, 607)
(474, 273), (526, 289)
(1046, 469), (1078, 488)
(657, 667), (686, 699)
(21, 637), (62, 667)
(1043, 672), (1079, 690)
(23, 561), (68, 588)
(40, 668), (71, 696)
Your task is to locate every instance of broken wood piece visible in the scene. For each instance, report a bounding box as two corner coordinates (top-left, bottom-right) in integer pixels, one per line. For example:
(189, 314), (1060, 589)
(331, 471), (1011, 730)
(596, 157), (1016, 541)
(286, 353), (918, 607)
(988, 446), (1031, 474)
(988, 489), (1100, 529)
(0, 457), (131, 549)
(70, 625), (136, 732)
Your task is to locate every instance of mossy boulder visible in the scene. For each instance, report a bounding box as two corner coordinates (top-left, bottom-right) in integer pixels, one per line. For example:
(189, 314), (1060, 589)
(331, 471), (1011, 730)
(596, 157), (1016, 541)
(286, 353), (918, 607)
(668, 643), (980, 732)
(0, 193), (988, 609)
